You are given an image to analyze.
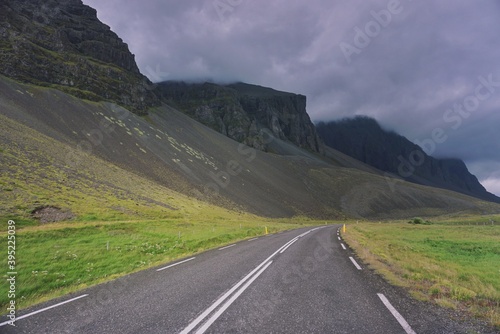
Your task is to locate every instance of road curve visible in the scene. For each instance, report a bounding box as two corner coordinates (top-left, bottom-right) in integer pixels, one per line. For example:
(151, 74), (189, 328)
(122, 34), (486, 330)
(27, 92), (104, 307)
(1, 225), (496, 333)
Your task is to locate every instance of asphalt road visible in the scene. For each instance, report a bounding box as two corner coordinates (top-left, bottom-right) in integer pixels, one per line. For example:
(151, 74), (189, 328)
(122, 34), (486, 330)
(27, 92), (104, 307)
(1, 225), (497, 333)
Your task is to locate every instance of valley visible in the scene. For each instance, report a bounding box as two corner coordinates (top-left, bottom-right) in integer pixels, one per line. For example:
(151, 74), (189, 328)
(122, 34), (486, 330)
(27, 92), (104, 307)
(1, 0), (500, 331)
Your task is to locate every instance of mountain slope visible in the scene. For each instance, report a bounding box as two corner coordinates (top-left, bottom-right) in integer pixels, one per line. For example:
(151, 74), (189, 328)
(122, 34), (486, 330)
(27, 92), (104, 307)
(2, 75), (500, 221)
(316, 116), (500, 203)
(0, 0), (159, 113)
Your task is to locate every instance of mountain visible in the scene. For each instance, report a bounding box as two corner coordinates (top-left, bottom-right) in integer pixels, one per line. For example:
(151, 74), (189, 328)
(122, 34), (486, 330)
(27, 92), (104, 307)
(4, 75), (500, 221)
(156, 81), (322, 153)
(316, 116), (500, 203)
(0, 0), (159, 114)
(1, 0), (499, 222)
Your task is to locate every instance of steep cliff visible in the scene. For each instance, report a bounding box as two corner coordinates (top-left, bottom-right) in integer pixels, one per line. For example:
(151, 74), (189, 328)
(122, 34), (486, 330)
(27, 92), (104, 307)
(316, 116), (500, 203)
(156, 81), (322, 153)
(0, 0), (159, 114)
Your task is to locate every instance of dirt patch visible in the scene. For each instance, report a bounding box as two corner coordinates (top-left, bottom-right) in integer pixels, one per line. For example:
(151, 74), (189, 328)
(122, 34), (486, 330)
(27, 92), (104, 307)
(31, 206), (75, 223)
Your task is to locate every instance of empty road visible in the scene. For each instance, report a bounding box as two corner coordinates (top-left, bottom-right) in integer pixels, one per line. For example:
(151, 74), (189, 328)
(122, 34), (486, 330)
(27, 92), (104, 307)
(1, 225), (495, 333)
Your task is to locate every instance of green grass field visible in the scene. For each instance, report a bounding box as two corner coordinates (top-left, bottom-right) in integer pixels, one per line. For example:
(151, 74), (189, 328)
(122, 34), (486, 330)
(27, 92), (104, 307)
(342, 217), (500, 328)
(0, 217), (320, 313)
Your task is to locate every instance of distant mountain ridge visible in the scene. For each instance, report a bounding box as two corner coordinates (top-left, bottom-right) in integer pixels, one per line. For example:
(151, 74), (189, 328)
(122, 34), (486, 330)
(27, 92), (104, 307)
(316, 116), (500, 203)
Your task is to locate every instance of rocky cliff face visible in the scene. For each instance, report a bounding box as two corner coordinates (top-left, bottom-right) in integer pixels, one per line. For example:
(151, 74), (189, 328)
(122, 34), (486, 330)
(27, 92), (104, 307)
(316, 116), (500, 203)
(156, 81), (322, 153)
(0, 0), (159, 114)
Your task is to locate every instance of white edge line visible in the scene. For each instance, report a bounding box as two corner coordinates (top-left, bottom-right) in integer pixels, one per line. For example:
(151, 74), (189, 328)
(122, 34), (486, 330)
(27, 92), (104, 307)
(338, 237), (341, 241)
(195, 261), (273, 334)
(341, 243), (346, 250)
(349, 256), (362, 270)
(377, 293), (417, 334)
(179, 235), (300, 334)
(157, 257), (196, 272)
(0, 294), (89, 327)
(279, 238), (298, 254)
(247, 237), (258, 242)
(218, 244), (236, 251)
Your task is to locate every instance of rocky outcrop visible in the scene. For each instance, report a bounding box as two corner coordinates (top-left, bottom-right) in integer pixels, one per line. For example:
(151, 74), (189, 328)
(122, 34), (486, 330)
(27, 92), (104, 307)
(156, 81), (322, 152)
(316, 116), (500, 203)
(0, 0), (159, 114)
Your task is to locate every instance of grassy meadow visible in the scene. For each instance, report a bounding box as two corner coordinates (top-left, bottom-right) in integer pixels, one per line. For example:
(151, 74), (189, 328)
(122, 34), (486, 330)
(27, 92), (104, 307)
(342, 216), (500, 328)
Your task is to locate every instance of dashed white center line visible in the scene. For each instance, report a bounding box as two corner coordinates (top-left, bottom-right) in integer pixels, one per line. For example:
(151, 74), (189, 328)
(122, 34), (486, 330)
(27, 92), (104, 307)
(157, 257), (196, 272)
(341, 243), (346, 250)
(218, 244), (236, 251)
(349, 256), (362, 270)
(377, 293), (416, 334)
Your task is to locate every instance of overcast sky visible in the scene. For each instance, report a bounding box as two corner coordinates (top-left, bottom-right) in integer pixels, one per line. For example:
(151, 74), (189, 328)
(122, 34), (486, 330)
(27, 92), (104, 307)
(83, 0), (500, 196)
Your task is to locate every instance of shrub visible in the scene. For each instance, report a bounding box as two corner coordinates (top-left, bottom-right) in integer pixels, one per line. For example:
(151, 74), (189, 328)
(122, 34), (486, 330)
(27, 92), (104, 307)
(408, 217), (432, 225)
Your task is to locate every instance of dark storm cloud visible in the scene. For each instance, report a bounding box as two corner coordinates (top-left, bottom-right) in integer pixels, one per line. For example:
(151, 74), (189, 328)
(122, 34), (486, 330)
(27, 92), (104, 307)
(83, 0), (500, 195)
